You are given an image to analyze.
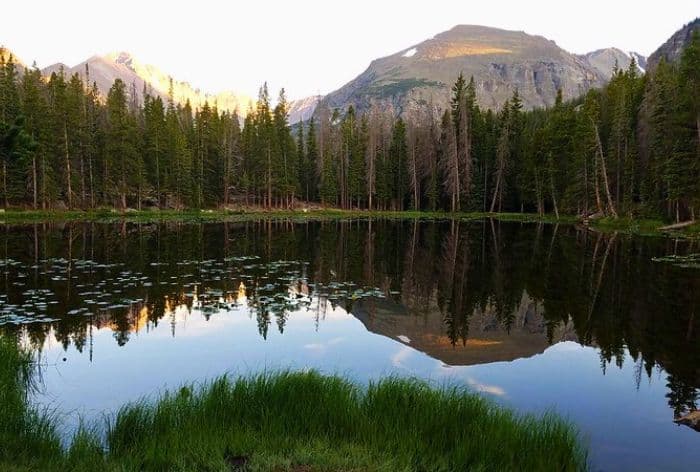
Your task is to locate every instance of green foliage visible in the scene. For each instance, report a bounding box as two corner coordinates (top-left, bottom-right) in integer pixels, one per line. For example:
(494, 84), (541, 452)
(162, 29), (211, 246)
(369, 78), (443, 98)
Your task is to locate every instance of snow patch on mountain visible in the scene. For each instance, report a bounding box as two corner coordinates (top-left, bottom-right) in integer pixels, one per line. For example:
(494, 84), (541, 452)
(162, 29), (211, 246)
(402, 48), (417, 58)
(630, 52), (646, 72)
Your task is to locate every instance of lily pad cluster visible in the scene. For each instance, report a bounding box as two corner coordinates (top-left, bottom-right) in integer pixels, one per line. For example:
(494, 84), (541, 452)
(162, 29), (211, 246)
(0, 253), (392, 331)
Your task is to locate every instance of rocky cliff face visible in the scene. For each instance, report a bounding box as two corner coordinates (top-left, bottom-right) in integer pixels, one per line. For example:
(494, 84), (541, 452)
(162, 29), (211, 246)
(41, 52), (251, 115)
(648, 18), (700, 70)
(288, 95), (322, 124)
(578, 48), (647, 79)
(319, 25), (606, 116)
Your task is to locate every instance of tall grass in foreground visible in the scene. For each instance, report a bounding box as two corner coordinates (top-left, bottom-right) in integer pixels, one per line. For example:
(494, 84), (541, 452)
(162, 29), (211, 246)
(0, 337), (62, 467)
(1, 338), (588, 471)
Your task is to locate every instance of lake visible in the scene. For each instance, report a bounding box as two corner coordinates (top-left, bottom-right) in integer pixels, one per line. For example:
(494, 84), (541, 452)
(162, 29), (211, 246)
(1, 218), (698, 471)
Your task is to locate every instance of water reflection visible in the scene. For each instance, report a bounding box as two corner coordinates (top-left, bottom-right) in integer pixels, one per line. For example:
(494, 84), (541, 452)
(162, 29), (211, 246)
(1, 219), (699, 434)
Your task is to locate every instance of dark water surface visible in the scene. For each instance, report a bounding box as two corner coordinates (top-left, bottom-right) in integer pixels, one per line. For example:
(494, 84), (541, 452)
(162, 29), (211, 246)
(1, 219), (699, 471)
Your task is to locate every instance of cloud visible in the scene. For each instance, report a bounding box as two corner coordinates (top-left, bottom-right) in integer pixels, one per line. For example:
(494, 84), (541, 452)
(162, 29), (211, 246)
(303, 336), (345, 351)
(466, 377), (506, 397)
(391, 346), (413, 367)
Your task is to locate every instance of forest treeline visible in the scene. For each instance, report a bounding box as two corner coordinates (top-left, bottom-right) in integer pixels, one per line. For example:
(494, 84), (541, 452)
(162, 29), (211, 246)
(0, 34), (699, 220)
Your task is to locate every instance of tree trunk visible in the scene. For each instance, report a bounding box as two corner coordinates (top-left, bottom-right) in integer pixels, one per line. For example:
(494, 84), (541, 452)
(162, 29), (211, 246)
(583, 146), (589, 217)
(455, 139), (460, 212)
(411, 146), (419, 210)
(267, 145), (272, 210)
(489, 169), (501, 213)
(483, 161), (488, 213)
(32, 156), (38, 210)
(659, 220), (696, 231)
(155, 132), (161, 207)
(88, 155), (94, 209)
(550, 173), (559, 219)
(41, 154), (47, 209)
(80, 154), (86, 209)
(592, 119), (617, 218)
(64, 123), (72, 210)
(2, 162), (7, 209)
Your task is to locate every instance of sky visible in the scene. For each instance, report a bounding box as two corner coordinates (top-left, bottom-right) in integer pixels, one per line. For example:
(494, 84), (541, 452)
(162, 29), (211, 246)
(3, 0), (699, 100)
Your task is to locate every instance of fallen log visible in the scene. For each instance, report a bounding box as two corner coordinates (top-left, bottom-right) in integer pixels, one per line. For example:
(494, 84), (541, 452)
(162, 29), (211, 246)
(659, 220), (696, 231)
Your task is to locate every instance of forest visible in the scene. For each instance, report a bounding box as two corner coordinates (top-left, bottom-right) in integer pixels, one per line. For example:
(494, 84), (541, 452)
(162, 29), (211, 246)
(0, 34), (698, 222)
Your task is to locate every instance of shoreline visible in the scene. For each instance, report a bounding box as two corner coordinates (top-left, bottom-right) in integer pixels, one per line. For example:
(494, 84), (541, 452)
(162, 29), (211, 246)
(0, 208), (696, 238)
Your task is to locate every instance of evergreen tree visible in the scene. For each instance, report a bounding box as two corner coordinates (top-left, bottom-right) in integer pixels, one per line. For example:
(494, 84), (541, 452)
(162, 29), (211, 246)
(306, 118), (319, 202)
(388, 118), (408, 210)
(273, 89), (297, 207)
(105, 79), (139, 209)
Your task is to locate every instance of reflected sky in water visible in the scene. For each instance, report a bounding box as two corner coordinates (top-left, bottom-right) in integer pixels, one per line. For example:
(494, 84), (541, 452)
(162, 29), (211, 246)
(2, 219), (699, 471)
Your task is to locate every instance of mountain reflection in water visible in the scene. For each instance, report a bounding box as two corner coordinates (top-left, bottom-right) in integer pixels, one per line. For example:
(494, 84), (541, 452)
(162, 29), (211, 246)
(1, 218), (699, 469)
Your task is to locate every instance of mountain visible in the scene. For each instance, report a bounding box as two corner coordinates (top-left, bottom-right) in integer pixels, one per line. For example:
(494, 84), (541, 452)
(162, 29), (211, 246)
(318, 25), (606, 116)
(0, 46), (26, 69)
(288, 95), (322, 124)
(351, 292), (577, 366)
(648, 18), (700, 70)
(578, 48), (647, 79)
(41, 52), (252, 114)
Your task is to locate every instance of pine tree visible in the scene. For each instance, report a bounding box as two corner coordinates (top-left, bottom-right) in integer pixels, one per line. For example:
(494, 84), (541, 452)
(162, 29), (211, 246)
(388, 118), (408, 210)
(19, 65), (49, 209)
(440, 110), (459, 212)
(143, 93), (166, 206)
(105, 79), (139, 209)
(273, 88), (297, 207)
(0, 55), (22, 206)
(305, 118), (319, 202)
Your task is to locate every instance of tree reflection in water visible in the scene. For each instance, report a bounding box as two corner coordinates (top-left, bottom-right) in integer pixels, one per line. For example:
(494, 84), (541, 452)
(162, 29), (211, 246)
(1, 218), (698, 418)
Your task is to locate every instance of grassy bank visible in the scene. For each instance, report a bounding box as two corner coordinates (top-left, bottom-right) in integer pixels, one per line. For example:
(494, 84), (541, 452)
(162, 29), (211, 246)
(0, 338), (587, 471)
(0, 337), (62, 469)
(2, 207), (698, 237)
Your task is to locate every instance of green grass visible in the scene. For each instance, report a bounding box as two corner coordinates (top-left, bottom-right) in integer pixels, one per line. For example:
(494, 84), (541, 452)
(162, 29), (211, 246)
(0, 337), (63, 469)
(0, 338), (588, 471)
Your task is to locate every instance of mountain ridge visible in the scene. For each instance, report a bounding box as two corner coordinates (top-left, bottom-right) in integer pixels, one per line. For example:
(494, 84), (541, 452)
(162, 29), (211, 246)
(40, 51), (253, 116)
(317, 24), (616, 117)
(577, 48), (647, 79)
(4, 22), (660, 123)
(647, 18), (700, 69)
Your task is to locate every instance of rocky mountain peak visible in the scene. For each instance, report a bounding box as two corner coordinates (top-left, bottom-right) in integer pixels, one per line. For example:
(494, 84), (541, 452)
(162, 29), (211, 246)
(106, 51), (136, 68)
(577, 48), (647, 80)
(319, 24), (606, 117)
(648, 18), (700, 70)
(39, 52), (251, 116)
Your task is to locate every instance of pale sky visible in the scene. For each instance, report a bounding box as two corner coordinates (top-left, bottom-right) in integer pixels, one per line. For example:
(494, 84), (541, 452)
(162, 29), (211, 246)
(3, 0), (699, 100)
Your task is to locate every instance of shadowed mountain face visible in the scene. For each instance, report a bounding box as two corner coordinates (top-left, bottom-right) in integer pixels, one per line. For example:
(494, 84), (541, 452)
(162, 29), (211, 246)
(319, 25), (605, 115)
(41, 52), (251, 114)
(648, 17), (700, 70)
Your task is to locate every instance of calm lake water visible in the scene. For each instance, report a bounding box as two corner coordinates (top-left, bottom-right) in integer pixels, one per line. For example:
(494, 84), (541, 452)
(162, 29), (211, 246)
(1, 218), (699, 471)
